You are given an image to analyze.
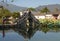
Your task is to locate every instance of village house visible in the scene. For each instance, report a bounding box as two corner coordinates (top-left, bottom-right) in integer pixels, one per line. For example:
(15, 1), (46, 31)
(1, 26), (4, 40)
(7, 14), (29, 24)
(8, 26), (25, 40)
(19, 11), (60, 20)
(58, 15), (60, 19)
(4, 11), (60, 24)
(32, 12), (53, 19)
(32, 11), (60, 20)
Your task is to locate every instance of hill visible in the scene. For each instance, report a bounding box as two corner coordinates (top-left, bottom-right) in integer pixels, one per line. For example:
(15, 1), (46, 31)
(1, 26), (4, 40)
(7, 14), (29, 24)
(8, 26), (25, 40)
(36, 4), (60, 12)
(0, 2), (27, 12)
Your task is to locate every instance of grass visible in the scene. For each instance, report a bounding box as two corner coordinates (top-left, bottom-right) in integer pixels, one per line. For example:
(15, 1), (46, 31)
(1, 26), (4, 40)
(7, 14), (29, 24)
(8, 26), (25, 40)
(38, 19), (60, 33)
(0, 18), (3, 24)
(39, 19), (60, 28)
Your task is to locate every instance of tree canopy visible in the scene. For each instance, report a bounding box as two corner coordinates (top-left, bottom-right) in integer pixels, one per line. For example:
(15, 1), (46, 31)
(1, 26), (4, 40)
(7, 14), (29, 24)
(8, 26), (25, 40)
(40, 7), (50, 14)
(12, 12), (20, 18)
(0, 7), (12, 17)
(28, 7), (36, 11)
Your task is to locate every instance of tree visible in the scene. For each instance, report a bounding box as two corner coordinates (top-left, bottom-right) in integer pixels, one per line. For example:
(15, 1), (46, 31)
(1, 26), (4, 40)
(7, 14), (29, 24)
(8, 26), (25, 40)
(0, 7), (12, 17)
(40, 7), (50, 18)
(3, 8), (12, 16)
(12, 12), (20, 18)
(40, 7), (50, 14)
(28, 7), (36, 11)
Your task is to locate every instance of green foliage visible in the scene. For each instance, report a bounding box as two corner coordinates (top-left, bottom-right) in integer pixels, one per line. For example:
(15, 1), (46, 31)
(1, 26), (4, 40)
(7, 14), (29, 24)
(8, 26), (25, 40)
(28, 7), (36, 11)
(3, 9), (12, 16)
(0, 18), (3, 24)
(0, 8), (12, 17)
(12, 12), (20, 18)
(40, 7), (50, 14)
(41, 27), (50, 33)
(39, 19), (60, 33)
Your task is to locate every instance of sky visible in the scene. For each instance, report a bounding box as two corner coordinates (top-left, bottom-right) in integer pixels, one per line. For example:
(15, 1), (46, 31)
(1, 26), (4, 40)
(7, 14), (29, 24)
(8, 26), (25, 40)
(0, 0), (60, 8)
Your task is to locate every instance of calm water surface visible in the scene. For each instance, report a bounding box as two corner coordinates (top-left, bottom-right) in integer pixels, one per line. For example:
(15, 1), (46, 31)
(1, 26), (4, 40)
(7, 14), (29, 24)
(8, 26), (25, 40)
(0, 29), (60, 41)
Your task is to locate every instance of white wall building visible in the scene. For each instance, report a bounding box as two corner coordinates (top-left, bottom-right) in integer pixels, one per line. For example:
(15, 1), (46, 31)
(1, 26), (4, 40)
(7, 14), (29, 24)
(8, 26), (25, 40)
(34, 14), (54, 19)
(35, 15), (45, 19)
(19, 11), (60, 19)
(57, 14), (60, 19)
(45, 14), (54, 19)
(20, 12), (23, 16)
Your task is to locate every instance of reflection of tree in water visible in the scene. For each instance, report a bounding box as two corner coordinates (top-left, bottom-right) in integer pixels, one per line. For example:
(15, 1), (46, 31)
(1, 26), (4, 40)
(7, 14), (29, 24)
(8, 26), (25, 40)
(39, 23), (60, 33)
(14, 22), (60, 40)
(1, 21), (60, 38)
(14, 10), (40, 40)
(14, 25), (38, 41)
(0, 26), (11, 38)
(40, 27), (50, 33)
(51, 27), (60, 32)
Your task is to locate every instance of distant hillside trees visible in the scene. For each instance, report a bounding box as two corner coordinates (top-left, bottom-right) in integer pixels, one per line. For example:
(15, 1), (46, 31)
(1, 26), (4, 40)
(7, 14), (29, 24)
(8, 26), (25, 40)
(28, 8), (36, 11)
(12, 12), (20, 18)
(40, 7), (50, 18)
(0, 7), (12, 18)
(40, 7), (50, 14)
(3, 9), (12, 17)
(0, 6), (20, 18)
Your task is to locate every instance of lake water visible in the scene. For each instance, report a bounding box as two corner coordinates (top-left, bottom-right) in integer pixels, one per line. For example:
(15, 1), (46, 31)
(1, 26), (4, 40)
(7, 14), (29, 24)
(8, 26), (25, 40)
(0, 28), (60, 41)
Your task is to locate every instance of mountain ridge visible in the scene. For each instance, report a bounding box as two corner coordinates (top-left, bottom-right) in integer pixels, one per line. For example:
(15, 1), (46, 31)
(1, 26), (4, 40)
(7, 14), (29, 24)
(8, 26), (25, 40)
(0, 2), (60, 12)
(36, 4), (60, 12)
(0, 2), (27, 12)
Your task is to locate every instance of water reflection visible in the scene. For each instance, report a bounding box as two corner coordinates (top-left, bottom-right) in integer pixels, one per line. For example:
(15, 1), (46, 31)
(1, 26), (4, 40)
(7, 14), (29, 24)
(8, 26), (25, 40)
(13, 25), (38, 41)
(2, 27), (5, 38)
(0, 24), (60, 41)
